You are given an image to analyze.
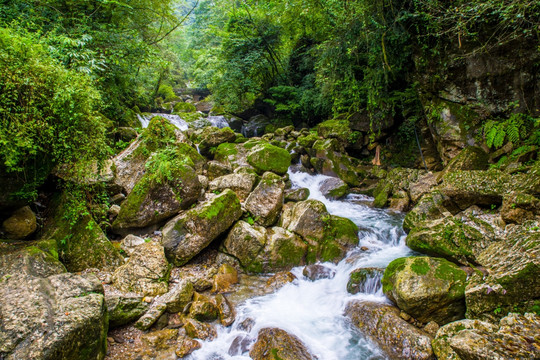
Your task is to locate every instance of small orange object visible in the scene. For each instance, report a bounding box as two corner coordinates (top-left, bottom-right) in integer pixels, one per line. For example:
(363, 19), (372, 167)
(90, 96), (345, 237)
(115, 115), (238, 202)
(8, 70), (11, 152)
(65, 312), (69, 316)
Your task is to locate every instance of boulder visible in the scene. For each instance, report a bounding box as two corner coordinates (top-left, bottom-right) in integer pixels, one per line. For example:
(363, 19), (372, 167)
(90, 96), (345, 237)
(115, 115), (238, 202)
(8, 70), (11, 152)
(41, 193), (124, 272)
(347, 267), (383, 294)
(198, 126), (236, 157)
(247, 143), (291, 175)
(382, 257), (467, 325)
(183, 318), (216, 340)
(135, 302), (167, 331)
(160, 279), (194, 313)
(214, 142), (249, 170)
(372, 168), (426, 209)
(221, 221), (267, 272)
(500, 191), (540, 224)
(105, 294), (149, 328)
(189, 293), (218, 321)
(161, 189), (242, 265)
(310, 139), (363, 186)
(319, 177), (348, 199)
(206, 160), (232, 181)
(120, 234), (146, 256)
(265, 271), (297, 291)
(403, 191), (449, 232)
(176, 337), (201, 358)
(212, 263), (238, 293)
(215, 294), (236, 326)
(0, 272), (108, 360)
(209, 173), (257, 201)
(1, 206), (37, 239)
(345, 300), (434, 360)
(242, 114), (271, 138)
(0, 239), (65, 278)
(285, 188), (310, 202)
(249, 327), (317, 360)
(303, 264), (336, 281)
(140, 328), (178, 359)
(433, 313), (540, 360)
(442, 146), (489, 173)
(112, 241), (170, 296)
(245, 172), (285, 226)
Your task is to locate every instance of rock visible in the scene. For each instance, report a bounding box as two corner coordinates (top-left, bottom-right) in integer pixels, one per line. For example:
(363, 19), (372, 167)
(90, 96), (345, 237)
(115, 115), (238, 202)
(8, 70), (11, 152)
(135, 302), (167, 330)
(108, 204), (121, 218)
(465, 222), (540, 318)
(297, 133), (319, 148)
(310, 139), (363, 186)
(249, 327), (317, 360)
(317, 119), (350, 144)
(209, 173), (257, 201)
(2, 206), (37, 239)
(221, 221), (267, 272)
(247, 143), (291, 175)
(214, 142), (249, 170)
(120, 234), (146, 256)
(0, 239), (66, 278)
(160, 279), (194, 313)
(206, 160), (232, 181)
(243, 114), (271, 138)
(140, 328), (178, 358)
(197, 126), (236, 157)
(189, 293), (218, 321)
(212, 264), (238, 293)
(423, 321), (440, 337)
(183, 318), (216, 340)
(266, 271), (297, 291)
(215, 294), (236, 326)
(228, 335), (253, 356)
(176, 336), (201, 358)
(115, 126), (138, 142)
(106, 293), (149, 328)
(345, 300), (434, 360)
(254, 226), (307, 272)
(372, 168), (426, 209)
(245, 172), (285, 226)
(319, 177), (348, 199)
(41, 192), (124, 272)
(347, 267), (383, 294)
(161, 189), (242, 265)
(403, 191), (449, 232)
(112, 241), (170, 296)
(433, 313), (540, 360)
(409, 173), (438, 204)
(445, 146), (489, 173)
(500, 191), (540, 224)
(112, 153), (202, 234)
(285, 187), (310, 202)
(0, 272), (108, 360)
(302, 264), (336, 281)
(382, 257), (467, 325)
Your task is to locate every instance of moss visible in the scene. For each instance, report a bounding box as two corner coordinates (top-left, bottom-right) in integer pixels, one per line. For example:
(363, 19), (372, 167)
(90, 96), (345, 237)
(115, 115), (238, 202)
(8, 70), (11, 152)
(434, 259), (466, 298)
(198, 189), (240, 221)
(324, 215), (359, 246)
(173, 102), (197, 113)
(247, 143), (291, 175)
(410, 257), (430, 275)
(214, 143), (238, 161)
(382, 257), (407, 293)
(319, 240), (342, 262)
(317, 119), (350, 144)
(373, 184), (391, 208)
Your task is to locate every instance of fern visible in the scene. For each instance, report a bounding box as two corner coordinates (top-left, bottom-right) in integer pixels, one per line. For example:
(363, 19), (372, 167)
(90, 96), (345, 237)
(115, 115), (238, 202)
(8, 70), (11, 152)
(483, 114), (538, 149)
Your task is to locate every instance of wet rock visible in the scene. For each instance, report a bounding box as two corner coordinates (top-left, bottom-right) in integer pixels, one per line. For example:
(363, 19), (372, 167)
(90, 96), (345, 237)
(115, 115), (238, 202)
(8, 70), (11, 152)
(189, 293), (218, 321)
(176, 336), (201, 358)
(303, 264), (336, 281)
(285, 187), (310, 202)
(243, 114), (271, 138)
(41, 192), (124, 272)
(310, 139), (363, 186)
(161, 189), (242, 265)
(198, 126), (236, 157)
(141, 328), (178, 357)
(120, 234), (146, 256)
(347, 267), (383, 294)
(183, 318), (217, 340)
(265, 271), (297, 291)
(106, 293), (149, 328)
(160, 279), (194, 313)
(247, 142), (291, 175)
(382, 256), (467, 325)
(215, 294), (236, 326)
(0, 272), (108, 360)
(433, 313), (540, 360)
(212, 263), (238, 293)
(249, 327), (317, 360)
(255, 226), (307, 272)
(245, 172), (285, 226)
(403, 191), (449, 232)
(221, 221), (267, 272)
(112, 241), (169, 296)
(2, 206), (37, 239)
(345, 300), (434, 360)
(135, 303), (167, 331)
(319, 177), (348, 199)
(209, 173), (257, 201)
(228, 335), (253, 356)
(372, 168), (426, 209)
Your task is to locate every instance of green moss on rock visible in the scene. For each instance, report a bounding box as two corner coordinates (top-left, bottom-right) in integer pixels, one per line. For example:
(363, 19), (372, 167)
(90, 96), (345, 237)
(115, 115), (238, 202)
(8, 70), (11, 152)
(247, 143), (291, 175)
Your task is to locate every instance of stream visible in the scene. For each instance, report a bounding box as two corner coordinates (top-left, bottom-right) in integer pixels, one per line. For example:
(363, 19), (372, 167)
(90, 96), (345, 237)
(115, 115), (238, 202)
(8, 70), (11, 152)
(188, 168), (413, 359)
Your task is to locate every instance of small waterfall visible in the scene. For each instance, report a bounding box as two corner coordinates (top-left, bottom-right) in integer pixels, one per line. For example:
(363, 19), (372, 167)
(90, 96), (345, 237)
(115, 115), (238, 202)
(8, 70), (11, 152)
(189, 169), (412, 360)
(137, 113), (189, 131)
(207, 115), (230, 129)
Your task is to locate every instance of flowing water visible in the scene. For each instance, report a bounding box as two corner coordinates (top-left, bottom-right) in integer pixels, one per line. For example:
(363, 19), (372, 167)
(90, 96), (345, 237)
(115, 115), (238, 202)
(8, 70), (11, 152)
(188, 168), (413, 360)
(137, 113), (189, 130)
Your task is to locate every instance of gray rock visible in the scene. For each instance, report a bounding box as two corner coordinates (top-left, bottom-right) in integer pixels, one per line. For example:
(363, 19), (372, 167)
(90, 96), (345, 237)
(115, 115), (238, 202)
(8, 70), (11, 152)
(285, 187), (310, 202)
(249, 327), (317, 360)
(319, 177), (348, 199)
(120, 234), (146, 256)
(106, 294), (149, 328)
(209, 173), (257, 201)
(245, 172), (285, 226)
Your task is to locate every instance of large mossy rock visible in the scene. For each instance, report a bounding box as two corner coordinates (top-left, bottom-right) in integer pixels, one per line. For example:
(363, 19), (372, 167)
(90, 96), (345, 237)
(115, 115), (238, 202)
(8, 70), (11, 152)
(197, 126), (236, 157)
(112, 241), (170, 296)
(1, 206), (37, 239)
(105, 294), (149, 328)
(432, 313), (540, 360)
(372, 168), (427, 209)
(345, 300), (434, 360)
(0, 266), (108, 360)
(247, 143), (291, 175)
(465, 221), (540, 318)
(161, 189), (242, 265)
(403, 191), (449, 232)
(245, 172), (285, 226)
(309, 139), (363, 186)
(111, 159), (202, 234)
(382, 257), (467, 325)
(41, 193), (123, 272)
(0, 240), (65, 278)
(442, 146), (489, 173)
(208, 173), (257, 201)
(280, 199), (359, 263)
(500, 191), (540, 224)
(249, 327), (316, 360)
(317, 119), (351, 144)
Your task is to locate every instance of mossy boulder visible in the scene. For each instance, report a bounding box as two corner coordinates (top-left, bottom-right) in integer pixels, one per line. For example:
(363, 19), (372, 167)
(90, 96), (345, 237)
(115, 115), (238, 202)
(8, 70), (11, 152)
(112, 241), (170, 296)
(403, 191), (449, 232)
(247, 143), (291, 175)
(189, 293), (218, 321)
(209, 173), (257, 202)
(42, 193), (124, 272)
(372, 168), (427, 209)
(442, 146), (489, 173)
(284, 188), (310, 202)
(317, 119), (350, 144)
(465, 221), (540, 318)
(382, 256), (467, 325)
(221, 221), (267, 272)
(245, 172), (285, 226)
(161, 189), (242, 266)
(319, 177), (348, 199)
(500, 191), (540, 224)
(173, 101), (197, 113)
(347, 267), (383, 294)
(106, 294), (149, 328)
(243, 114), (271, 138)
(249, 327), (316, 360)
(112, 161), (201, 234)
(310, 139), (363, 186)
(1, 206), (37, 239)
(297, 133), (319, 148)
(0, 239), (65, 278)
(198, 126), (236, 157)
